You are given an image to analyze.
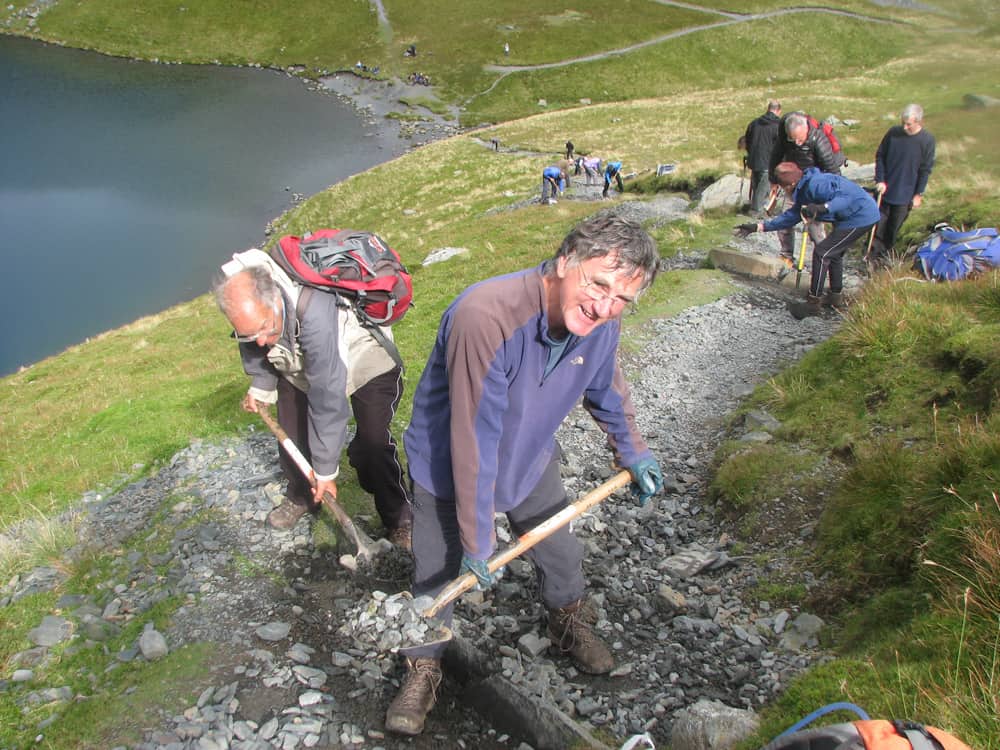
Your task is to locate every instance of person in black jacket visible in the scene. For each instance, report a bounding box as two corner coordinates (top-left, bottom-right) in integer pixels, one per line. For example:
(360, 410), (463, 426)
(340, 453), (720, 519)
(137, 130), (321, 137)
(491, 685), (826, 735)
(743, 100), (781, 215)
(869, 103), (936, 266)
(768, 112), (845, 263)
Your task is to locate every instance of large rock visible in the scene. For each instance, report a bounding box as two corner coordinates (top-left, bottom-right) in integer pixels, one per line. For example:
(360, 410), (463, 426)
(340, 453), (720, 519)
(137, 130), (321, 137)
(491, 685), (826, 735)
(964, 93), (1000, 109)
(709, 247), (788, 281)
(670, 699), (759, 750)
(444, 634), (604, 750)
(842, 161), (875, 184)
(698, 174), (745, 212)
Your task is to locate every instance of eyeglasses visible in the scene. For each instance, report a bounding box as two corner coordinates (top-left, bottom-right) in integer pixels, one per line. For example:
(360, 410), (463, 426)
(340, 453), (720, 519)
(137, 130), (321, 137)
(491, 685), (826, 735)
(576, 263), (637, 312)
(232, 301), (283, 343)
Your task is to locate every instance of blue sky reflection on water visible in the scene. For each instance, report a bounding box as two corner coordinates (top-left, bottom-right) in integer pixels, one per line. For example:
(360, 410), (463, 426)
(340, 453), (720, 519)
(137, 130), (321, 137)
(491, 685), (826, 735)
(0, 35), (405, 376)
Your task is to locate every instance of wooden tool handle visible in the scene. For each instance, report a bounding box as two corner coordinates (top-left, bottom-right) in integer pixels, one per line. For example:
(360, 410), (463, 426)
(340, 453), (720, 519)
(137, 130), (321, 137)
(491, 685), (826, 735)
(423, 470), (633, 618)
(257, 408), (375, 556)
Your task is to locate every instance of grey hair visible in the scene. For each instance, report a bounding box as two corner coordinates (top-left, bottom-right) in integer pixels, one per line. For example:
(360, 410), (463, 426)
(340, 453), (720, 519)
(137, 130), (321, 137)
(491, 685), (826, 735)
(544, 215), (660, 292)
(212, 265), (281, 318)
(901, 103), (924, 122)
(767, 99), (781, 113)
(785, 112), (807, 135)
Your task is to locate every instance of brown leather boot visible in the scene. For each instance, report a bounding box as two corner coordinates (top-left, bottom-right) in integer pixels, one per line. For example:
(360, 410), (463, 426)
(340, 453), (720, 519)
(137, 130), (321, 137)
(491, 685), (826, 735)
(547, 599), (615, 674)
(266, 499), (314, 530)
(822, 291), (844, 308)
(386, 521), (413, 552)
(789, 293), (823, 320)
(385, 657), (442, 735)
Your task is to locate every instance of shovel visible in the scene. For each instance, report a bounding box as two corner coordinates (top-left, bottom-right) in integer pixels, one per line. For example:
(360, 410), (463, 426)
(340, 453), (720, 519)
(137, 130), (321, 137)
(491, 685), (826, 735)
(864, 189), (884, 264)
(257, 408), (389, 563)
(420, 470), (633, 621)
(362, 470), (634, 652)
(795, 216), (810, 289)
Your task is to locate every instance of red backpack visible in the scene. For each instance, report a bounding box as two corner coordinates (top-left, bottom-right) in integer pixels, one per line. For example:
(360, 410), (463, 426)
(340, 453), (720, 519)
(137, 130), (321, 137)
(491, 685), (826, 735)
(271, 229), (413, 327)
(807, 114), (843, 155)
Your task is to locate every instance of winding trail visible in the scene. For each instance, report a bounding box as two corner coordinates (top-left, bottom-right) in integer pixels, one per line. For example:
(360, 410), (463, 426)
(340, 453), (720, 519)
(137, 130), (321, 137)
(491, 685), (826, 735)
(471, 5), (899, 103)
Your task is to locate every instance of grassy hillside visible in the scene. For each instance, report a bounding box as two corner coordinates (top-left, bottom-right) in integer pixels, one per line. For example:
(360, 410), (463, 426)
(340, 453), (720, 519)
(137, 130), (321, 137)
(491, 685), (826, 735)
(1, 0), (999, 747)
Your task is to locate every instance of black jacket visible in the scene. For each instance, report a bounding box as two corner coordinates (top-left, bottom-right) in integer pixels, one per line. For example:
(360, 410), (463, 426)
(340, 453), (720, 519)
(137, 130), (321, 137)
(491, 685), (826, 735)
(744, 111), (781, 171)
(768, 114), (844, 182)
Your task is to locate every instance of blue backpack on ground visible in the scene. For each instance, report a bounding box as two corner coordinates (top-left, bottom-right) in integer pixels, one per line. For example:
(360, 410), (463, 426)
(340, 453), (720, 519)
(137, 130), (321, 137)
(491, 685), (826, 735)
(914, 225), (1000, 281)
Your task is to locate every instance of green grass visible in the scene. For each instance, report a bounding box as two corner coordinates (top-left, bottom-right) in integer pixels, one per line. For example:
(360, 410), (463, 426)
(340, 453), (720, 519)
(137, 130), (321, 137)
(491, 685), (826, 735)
(723, 270), (1000, 748)
(2, 0), (1000, 745)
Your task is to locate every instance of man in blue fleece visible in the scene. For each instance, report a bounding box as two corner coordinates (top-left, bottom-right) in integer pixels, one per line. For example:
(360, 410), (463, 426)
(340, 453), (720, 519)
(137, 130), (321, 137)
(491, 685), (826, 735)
(735, 161), (879, 318)
(385, 216), (665, 735)
(540, 164), (566, 204)
(603, 159), (624, 198)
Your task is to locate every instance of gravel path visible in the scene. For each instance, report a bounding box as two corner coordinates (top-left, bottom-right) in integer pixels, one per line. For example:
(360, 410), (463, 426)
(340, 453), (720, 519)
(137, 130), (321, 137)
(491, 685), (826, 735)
(3, 236), (859, 749)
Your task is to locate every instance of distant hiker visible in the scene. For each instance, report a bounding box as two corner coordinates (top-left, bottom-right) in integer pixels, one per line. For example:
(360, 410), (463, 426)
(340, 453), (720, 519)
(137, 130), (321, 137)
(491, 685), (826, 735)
(490, 137), (500, 151)
(869, 103), (936, 266)
(565, 140), (575, 160)
(768, 112), (844, 264)
(579, 155), (601, 185)
(212, 256), (412, 548)
(603, 160), (624, 198)
(743, 100), (782, 215)
(735, 162), (879, 319)
(384, 216), (663, 736)
(541, 165), (566, 204)
(504, 42), (510, 56)
(404, 44), (416, 57)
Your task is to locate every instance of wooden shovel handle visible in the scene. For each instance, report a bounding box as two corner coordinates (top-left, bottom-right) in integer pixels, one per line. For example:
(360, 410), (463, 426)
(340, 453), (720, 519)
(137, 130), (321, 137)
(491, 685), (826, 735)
(423, 470), (633, 618)
(257, 408), (375, 556)
(864, 190), (884, 261)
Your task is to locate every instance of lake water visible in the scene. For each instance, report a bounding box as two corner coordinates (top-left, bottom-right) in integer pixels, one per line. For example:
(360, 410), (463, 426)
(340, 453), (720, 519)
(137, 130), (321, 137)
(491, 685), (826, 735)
(0, 35), (407, 376)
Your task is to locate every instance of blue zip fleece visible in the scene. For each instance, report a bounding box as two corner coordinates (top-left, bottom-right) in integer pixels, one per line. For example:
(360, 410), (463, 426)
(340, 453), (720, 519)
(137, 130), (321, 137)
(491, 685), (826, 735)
(764, 167), (880, 231)
(403, 265), (652, 559)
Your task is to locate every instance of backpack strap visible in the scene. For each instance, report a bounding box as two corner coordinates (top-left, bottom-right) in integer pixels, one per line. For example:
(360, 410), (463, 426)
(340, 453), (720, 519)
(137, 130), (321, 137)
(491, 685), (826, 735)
(353, 302), (404, 371)
(891, 722), (947, 750)
(296, 287), (404, 371)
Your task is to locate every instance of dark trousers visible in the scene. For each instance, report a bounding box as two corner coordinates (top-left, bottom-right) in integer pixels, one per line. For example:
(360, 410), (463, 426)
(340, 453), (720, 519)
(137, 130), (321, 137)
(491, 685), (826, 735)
(779, 220), (827, 260)
(602, 172), (624, 198)
(348, 367), (412, 530)
(405, 450), (584, 658)
(277, 368), (412, 530)
(870, 202), (912, 262)
(809, 224), (874, 297)
(541, 177), (559, 201)
(749, 170), (770, 213)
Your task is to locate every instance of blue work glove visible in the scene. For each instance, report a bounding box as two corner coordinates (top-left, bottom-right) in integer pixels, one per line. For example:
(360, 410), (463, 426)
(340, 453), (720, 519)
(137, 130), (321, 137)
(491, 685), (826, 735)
(460, 554), (504, 590)
(627, 458), (664, 506)
(801, 203), (826, 221)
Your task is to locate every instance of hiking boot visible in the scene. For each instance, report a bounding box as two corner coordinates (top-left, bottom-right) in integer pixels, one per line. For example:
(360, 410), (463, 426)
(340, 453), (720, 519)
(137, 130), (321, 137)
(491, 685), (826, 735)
(385, 657), (442, 736)
(789, 294), (823, 320)
(386, 522), (412, 552)
(547, 599), (614, 674)
(822, 291), (844, 308)
(266, 499), (313, 530)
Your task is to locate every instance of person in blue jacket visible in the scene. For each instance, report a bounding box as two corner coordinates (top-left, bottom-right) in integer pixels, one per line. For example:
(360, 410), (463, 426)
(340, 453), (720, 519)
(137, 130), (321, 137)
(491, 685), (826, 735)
(384, 216), (665, 736)
(603, 160), (624, 198)
(735, 161), (879, 318)
(541, 164), (565, 204)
